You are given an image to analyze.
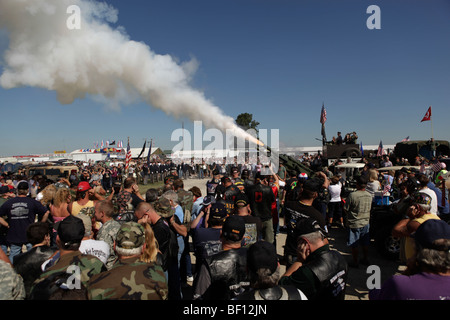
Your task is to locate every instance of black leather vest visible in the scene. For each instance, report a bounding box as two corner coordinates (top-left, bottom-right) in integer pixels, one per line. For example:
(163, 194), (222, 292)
(306, 249), (348, 300)
(206, 247), (249, 299)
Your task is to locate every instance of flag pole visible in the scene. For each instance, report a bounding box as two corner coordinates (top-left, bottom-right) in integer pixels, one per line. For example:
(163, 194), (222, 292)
(430, 105), (434, 140)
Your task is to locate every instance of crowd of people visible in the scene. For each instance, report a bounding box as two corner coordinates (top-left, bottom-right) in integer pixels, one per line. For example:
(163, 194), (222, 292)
(0, 149), (449, 301)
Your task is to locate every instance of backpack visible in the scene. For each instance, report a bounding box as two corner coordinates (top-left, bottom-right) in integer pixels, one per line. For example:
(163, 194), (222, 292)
(160, 218), (179, 272)
(177, 189), (193, 229)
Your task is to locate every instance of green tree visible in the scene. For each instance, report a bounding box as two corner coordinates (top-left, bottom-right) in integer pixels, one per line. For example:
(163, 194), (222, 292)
(235, 113), (260, 131)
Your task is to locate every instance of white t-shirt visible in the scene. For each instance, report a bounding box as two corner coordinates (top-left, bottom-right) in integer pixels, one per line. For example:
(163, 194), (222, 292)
(79, 239), (110, 265)
(329, 182), (342, 202)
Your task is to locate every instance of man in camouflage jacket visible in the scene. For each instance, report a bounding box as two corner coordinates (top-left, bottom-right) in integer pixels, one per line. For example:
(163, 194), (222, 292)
(0, 248), (25, 300)
(30, 215), (106, 298)
(88, 222), (168, 300)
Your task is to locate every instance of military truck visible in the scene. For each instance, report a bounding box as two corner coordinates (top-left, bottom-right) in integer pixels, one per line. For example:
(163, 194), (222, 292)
(24, 163), (78, 181)
(323, 144), (362, 159)
(322, 144), (362, 166)
(393, 140), (450, 164)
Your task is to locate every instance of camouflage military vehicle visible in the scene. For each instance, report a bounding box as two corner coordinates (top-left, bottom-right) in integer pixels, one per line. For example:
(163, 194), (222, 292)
(323, 144), (362, 163)
(393, 140), (450, 164)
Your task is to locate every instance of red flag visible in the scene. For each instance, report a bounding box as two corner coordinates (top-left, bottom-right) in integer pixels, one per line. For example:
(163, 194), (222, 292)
(421, 106), (431, 122)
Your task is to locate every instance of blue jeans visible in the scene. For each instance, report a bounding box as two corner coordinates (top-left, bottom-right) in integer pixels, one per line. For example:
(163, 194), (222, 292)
(177, 236), (185, 269)
(347, 224), (370, 248)
(9, 243), (32, 263)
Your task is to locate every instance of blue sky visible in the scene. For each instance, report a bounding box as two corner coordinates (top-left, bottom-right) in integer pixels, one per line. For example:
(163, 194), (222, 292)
(1, 0), (450, 156)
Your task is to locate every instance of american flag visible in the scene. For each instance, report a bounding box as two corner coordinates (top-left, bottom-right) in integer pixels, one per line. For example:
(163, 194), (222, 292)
(431, 160), (442, 173)
(117, 140), (123, 148)
(401, 136), (410, 142)
(382, 182), (391, 195)
(125, 138), (132, 172)
(320, 104), (327, 124)
(320, 104), (327, 144)
(377, 140), (384, 157)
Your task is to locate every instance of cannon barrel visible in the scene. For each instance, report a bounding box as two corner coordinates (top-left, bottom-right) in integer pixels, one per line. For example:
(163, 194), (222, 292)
(258, 143), (313, 177)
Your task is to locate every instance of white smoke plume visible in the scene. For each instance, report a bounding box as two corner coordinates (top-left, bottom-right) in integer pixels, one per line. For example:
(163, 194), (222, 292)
(0, 0), (261, 145)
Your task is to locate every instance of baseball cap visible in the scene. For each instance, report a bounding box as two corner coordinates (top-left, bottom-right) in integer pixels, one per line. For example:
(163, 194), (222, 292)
(298, 172), (308, 180)
(115, 222), (145, 249)
(247, 241), (278, 275)
(17, 181), (29, 190)
(77, 181), (91, 192)
(209, 202), (228, 221)
(412, 192), (432, 207)
(153, 197), (175, 218)
(294, 217), (327, 240)
(234, 193), (249, 208)
(414, 219), (450, 250)
(55, 215), (85, 245)
(202, 195), (212, 206)
(222, 215), (245, 242)
(0, 186), (10, 194)
(221, 176), (231, 184)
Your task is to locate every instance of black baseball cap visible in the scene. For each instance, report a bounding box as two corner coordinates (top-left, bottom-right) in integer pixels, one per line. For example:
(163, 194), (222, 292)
(222, 215), (245, 242)
(55, 215), (85, 245)
(294, 217), (327, 239)
(247, 241), (278, 274)
(0, 186), (10, 194)
(209, 202), (228, 221)
(234, 193), (249, 208)
(17, 181), (29, 190)
(221, 176), (231, 184)
(414, 219), (450, 250)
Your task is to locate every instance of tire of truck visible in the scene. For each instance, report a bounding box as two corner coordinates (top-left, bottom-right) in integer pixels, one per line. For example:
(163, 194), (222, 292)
(374, 225), (401, 260)
(343, 148), (361, 158)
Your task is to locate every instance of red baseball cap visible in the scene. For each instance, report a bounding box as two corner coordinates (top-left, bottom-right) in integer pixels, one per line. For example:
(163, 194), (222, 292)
(77, 181), (91, 192)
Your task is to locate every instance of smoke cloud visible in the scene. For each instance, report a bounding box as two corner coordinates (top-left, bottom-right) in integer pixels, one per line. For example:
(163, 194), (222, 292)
(0, 0), (259, 144)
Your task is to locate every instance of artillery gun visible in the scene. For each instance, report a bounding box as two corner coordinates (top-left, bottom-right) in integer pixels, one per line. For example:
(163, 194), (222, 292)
(260, 144), (313, 177)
